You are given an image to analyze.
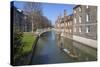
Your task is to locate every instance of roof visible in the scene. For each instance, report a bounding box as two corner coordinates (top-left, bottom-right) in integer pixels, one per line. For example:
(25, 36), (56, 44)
(17, 8), (22, 13)
(73, 5), (81, 9)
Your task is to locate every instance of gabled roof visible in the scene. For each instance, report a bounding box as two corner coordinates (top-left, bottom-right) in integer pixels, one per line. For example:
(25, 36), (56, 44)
(73, 5), (81, 9)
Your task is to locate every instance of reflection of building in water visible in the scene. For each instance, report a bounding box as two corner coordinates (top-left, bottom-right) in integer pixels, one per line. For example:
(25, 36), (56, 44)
(55, 9), (77, 58)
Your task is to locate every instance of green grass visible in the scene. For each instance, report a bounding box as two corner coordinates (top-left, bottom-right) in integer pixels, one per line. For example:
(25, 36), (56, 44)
(22, 32), (36, 55)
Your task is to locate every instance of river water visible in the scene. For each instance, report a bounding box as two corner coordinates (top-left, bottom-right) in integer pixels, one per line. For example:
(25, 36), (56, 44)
(32, 31), (97, 65)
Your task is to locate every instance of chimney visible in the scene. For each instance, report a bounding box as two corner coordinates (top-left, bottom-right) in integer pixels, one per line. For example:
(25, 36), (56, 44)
(64, 9), (67, 17)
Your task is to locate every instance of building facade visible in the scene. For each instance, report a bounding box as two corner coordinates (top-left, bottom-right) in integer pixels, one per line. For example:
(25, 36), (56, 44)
(55, 5), (97, 48)
(55, 10), (73, 39)
(73, 5), (97, 40)
(11, 2), (32, 32)
(12, 5), (25, 32)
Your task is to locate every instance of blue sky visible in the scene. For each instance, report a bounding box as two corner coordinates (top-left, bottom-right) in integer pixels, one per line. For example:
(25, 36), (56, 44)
(14, 1), (75, 25)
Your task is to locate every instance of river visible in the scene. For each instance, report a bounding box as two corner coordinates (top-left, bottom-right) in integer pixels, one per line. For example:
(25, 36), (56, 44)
(31, 31), (97, 65)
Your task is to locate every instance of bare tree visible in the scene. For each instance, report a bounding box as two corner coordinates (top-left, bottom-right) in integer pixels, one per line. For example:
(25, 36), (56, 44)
(23, 2), (43, 32)
(23, 2), (52, 31)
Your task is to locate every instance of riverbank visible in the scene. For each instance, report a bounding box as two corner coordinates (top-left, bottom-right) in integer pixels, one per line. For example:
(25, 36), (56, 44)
(31, 31), (97, 64)
(22, 32), (36, 55)
(73, 35), (97, 49)
(14, 32), (37, 65)
(59, 32), (97, 49)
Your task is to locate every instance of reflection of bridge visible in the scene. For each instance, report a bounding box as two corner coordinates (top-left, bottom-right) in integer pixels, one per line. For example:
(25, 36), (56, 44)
(35, 28), (54, 37)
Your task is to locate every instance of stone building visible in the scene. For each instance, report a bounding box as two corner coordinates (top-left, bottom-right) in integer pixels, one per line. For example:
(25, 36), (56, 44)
(55, 10), (73, 39)
(55, 5), (97, 48)
(73, 5), (97, 40)
(13, 6), (25, 32)
(55, 5), (97, 40)
(24, 15), (32, 32)
(55, 15), (62, 32)
(64, 13), (73, 38)
(11, 2), (32, 32)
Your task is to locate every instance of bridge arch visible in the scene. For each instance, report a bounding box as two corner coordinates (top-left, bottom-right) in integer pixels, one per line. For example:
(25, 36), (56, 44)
(35, 28), (54, 37)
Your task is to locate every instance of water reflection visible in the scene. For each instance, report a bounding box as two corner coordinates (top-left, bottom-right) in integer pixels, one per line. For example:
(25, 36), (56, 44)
(56, 32), (97, 61)
(56, 32), (78, 59)
(32, 31), (97, 65)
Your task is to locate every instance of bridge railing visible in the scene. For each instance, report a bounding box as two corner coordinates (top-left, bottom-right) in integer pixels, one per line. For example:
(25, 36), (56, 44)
(35, 28), (51, 36)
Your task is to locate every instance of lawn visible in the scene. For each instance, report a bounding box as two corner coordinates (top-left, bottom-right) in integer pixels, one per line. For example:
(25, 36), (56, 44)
(21, 32), (36, 55)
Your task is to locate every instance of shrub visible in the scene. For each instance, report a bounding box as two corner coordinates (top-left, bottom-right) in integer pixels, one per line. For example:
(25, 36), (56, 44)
(13, 31), (23, 58)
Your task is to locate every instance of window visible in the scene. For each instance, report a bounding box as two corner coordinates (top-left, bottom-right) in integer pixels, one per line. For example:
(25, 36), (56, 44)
(69, 22), (70, 25)
(86, 5), (89, 8)
(79, 16), (82, 23)
(69, 29), (72, 33)
(79, 7), (82, 12)
(74, 10), (76, 14)
(66, 23), (67, 26)
(86, 26), (90, 33)
(59, 24), (61, 27)
(86, 14), (89, 22)
(61, 23), (64, 27)
(68, 22), (69, 25)
(66, 29), (68, 32)
(74, 18), (76, 24)
(70, 21), (72, 25)
(79, 27), (82, 32)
